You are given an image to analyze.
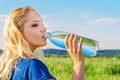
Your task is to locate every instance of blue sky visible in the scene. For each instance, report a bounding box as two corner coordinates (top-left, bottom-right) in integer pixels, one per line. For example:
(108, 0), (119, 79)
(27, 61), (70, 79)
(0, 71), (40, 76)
(0, 0), (120, 49)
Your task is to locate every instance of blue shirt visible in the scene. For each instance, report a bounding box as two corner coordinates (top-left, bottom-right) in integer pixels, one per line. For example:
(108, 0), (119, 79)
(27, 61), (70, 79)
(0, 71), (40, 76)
(10, 58), (56, 80)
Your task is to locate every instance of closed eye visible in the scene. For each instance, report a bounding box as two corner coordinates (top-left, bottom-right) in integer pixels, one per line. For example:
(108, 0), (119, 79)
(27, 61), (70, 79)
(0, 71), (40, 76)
(32, 23), (39, 27)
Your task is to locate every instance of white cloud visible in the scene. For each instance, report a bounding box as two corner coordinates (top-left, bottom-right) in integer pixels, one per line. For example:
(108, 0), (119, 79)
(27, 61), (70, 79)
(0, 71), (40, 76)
(0, 14), (7, 22)
(41, 14), (53, 20)
(85, 18), (120, 24)
(81, 14), (90, 18)
(41, 14), (88, 33)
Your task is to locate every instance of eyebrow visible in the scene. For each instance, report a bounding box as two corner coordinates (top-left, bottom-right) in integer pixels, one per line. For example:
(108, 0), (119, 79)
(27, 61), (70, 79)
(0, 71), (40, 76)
(32, 19), (43, 23)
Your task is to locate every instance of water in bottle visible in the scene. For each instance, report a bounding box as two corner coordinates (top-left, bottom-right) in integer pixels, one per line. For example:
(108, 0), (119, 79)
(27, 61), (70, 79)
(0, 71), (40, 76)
(46, 31), (99, 56)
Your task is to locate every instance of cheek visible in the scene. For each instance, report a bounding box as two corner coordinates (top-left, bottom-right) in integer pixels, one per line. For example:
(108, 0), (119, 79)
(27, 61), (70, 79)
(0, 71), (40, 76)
(22, 31), (46, 47)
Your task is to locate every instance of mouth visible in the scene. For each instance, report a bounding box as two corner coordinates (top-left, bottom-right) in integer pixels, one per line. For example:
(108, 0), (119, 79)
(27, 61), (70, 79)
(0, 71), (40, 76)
(41, 35), (47, 39)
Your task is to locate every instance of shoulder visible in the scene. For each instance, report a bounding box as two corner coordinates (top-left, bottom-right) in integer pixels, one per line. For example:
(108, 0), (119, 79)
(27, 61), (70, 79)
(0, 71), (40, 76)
(25, 58), (44, 64)
(27, 58), (47, 68)
(19, 58), (46, 67)
(26, 58), (56, 80)
(23, 58), (48, 70)
(18, 58), (44, 64)
(17, 58), (49, 76)
(16, 58), (47, 71)
(12, 58), (56, 80)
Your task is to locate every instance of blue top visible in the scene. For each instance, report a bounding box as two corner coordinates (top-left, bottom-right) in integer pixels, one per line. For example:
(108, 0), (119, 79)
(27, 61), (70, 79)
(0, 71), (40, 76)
(10, 58), (56, 80)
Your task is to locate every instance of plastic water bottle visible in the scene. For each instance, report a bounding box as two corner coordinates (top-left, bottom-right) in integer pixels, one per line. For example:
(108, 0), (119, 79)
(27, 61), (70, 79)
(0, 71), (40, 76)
(46, 31), (99, 56)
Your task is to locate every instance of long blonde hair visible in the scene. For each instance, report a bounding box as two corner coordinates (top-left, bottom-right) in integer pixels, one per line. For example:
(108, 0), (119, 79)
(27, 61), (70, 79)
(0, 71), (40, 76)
(0, 6), (35, 80)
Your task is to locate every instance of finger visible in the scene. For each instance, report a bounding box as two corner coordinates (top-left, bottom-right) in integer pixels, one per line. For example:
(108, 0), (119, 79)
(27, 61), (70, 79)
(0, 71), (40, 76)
(68, 33), (74, 52)
(77, 37), (82, 54)
(64, 34), (70, 49)
(73, 35), (78, 53)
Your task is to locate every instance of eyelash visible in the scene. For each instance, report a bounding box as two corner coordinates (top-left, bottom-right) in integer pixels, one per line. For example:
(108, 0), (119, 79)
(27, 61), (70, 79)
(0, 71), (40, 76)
(32, 23), (39, 27)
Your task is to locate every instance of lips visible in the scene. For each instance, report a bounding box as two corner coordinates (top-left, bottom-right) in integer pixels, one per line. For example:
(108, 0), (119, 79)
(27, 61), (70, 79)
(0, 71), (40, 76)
(41, 35), (47, 39)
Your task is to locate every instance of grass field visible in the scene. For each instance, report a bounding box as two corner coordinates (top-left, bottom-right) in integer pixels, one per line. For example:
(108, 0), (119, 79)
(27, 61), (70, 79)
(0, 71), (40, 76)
(43, 54), (120, 80)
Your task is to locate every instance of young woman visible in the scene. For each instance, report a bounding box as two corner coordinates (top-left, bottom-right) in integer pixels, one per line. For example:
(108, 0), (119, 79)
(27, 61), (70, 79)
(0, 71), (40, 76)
(0, 6), (84, 80)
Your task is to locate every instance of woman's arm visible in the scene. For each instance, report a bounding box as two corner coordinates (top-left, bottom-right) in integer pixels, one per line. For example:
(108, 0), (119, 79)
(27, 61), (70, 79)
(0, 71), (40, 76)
(72, 59), (84, 80)
(64, 34), (84, 80)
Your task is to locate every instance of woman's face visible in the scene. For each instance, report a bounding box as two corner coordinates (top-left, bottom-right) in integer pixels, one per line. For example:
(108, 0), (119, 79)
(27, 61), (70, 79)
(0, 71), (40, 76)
(21, 10), (47, 51)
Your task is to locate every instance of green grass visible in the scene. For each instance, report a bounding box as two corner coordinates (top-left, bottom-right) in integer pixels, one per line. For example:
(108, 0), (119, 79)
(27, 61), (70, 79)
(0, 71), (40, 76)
(43, 54), (120, 80)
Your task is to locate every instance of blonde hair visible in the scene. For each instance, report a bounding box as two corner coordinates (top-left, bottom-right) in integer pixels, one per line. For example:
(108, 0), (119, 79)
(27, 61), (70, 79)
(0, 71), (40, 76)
(0, 6), (35, 80)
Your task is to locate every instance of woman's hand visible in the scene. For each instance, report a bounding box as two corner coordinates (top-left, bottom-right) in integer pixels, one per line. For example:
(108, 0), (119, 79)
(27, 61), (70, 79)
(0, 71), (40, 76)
(64, 33), (84, 64)
(64, 33), (84, 80)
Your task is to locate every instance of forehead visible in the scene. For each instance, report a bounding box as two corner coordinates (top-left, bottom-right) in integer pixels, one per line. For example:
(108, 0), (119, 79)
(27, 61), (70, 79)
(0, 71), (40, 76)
(25, 10), (43, 23)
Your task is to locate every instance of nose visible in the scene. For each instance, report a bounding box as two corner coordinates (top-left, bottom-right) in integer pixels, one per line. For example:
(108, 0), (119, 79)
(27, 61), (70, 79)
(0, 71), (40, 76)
(40, 25), (47, 32)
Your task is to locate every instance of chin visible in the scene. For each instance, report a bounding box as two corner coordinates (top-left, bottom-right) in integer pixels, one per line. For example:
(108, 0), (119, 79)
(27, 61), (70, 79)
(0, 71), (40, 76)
(40, 42), (47, 47)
